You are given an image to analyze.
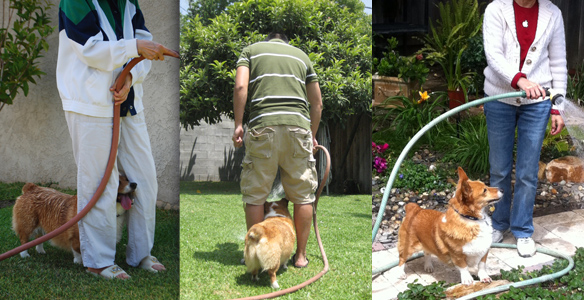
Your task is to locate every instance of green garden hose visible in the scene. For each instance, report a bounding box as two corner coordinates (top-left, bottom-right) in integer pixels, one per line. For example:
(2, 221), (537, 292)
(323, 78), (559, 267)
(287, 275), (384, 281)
(372, 91), (575, 298)
(372, 91), (528, 242)
(372, 243), (574, 299)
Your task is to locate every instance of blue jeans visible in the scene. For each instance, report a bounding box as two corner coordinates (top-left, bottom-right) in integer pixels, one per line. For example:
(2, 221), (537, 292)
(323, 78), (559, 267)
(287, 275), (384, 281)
(484, 100), (550, 238)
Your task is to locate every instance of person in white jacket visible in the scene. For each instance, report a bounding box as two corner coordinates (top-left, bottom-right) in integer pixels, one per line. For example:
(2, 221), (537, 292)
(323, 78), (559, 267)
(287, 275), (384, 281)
(57, 0), (169, 279)
(483, 0), (567, 257)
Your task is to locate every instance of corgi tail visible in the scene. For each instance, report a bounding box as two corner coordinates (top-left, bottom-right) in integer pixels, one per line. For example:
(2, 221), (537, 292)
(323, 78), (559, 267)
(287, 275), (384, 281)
(246, 226), (265, 243)
(21, 183), (36, 194)
(404, 202), (422, 214)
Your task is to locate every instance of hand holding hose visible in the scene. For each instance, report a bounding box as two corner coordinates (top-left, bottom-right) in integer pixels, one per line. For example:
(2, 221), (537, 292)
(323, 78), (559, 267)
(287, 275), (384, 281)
(517, 78), (546, 99)
(136, 40), (178, 61)
(110, 73), (133, 105)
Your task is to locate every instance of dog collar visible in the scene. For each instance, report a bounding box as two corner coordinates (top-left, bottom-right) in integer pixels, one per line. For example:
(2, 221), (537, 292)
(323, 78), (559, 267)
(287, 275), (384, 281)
(452, 207), (480, 221)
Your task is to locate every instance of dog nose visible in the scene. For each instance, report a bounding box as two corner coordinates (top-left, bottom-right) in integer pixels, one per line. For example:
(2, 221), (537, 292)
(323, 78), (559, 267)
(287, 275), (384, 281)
(130, 182), (137, 189)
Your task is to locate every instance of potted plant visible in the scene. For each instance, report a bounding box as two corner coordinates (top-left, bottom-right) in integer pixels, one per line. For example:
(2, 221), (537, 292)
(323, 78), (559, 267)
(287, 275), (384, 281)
(373, 37), (429, 106)
(421, 0), (482, 109)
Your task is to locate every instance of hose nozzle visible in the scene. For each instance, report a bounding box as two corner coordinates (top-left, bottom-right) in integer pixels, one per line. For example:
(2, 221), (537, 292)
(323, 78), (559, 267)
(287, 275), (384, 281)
(545, 88), (565, 106)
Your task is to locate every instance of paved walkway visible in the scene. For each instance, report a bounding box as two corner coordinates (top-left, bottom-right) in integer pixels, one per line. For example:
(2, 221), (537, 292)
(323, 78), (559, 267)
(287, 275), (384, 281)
(372, 209), (584, 300)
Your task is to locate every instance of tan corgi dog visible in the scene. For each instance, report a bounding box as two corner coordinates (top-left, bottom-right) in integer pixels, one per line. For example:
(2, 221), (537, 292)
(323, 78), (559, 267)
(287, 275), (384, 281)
(396, 167), (503, 285)
(12, 174), (136, 264)
(244, 198), (296, 289)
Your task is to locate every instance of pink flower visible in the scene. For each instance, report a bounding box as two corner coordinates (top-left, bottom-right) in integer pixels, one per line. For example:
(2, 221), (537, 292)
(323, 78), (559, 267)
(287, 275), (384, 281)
(373, 156), (388, 173)
(416, 54), (423, 61)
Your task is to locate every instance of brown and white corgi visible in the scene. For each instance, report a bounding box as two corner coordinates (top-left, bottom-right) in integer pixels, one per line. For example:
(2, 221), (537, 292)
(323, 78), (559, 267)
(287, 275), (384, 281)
(12, 174), (136, 264)
(396, 167), (503, 285)
(244, 198), (296, 289)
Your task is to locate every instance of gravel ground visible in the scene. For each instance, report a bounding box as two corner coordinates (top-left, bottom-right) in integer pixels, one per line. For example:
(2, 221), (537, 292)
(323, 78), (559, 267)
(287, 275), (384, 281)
(372, 148), (584, 252)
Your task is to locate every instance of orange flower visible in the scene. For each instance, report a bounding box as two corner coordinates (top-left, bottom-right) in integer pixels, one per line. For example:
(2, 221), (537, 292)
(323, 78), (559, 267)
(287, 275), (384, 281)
(417, 91), (429, 104)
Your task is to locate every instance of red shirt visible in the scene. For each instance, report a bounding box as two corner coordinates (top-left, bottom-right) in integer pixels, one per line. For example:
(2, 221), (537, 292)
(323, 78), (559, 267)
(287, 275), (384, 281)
(511, 0), (539, 88)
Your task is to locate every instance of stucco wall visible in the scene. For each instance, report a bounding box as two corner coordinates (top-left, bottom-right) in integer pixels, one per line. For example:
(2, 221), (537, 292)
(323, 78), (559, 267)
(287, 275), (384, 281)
(180, 118), (245, 182)
(0, 0), (180, 209)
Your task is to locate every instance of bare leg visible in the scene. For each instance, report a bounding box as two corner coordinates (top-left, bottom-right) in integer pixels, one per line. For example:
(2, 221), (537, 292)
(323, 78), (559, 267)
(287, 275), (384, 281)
(245, 203), (264, 231)
(293, 203), (312, 267)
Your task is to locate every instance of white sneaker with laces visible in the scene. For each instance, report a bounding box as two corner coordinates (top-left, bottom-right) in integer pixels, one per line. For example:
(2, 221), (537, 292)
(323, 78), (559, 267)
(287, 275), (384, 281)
(517, 237), (536, 257)
(492, 229), (506, 243)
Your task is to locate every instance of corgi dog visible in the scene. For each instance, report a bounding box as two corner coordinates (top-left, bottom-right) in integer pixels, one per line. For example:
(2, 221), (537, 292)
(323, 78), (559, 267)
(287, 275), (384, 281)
(12, 174), (136, 264)
(396, 167), (503, 285)
(244, 198), (296, 289)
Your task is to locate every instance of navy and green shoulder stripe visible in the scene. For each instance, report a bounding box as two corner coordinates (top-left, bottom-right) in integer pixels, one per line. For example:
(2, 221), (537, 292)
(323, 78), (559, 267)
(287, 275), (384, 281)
(59, 0), (148, 45)
(59, 0), (102, 44)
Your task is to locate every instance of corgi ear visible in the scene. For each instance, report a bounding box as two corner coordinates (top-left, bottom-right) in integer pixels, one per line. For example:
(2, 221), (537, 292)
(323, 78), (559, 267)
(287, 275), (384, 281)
(461, 179), (472, 203)
(457, 167), (468, 182)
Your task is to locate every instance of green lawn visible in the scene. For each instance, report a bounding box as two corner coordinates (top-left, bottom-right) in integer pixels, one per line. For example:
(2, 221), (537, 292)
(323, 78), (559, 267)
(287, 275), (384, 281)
(180, 181), (371, 299)
(0, 182), (179, 299)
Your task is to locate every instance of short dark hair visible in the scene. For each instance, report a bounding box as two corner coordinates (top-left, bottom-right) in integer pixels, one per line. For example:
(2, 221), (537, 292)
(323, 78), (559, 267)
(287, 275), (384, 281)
(266, 32), (289, 43)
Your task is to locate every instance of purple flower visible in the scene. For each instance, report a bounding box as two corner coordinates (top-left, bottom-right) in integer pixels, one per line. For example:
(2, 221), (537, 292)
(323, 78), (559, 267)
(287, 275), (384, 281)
(399, 174), (404, 179)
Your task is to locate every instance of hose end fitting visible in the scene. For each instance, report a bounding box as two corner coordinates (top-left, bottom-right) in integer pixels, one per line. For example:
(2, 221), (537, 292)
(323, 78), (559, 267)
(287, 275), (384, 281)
(546, 88), (565, 106)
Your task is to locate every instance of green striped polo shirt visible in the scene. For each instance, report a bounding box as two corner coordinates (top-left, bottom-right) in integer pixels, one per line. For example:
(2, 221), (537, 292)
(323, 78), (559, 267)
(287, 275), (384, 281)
(236, 39), (318, 130)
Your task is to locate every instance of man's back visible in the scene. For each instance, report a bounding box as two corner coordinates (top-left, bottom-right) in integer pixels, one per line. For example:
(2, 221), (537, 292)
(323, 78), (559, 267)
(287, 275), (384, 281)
(237, 39), (318, 130)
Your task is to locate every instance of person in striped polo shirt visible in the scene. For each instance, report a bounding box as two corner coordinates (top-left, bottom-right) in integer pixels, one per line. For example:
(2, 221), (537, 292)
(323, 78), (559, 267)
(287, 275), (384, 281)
(232, 32), (323, 268)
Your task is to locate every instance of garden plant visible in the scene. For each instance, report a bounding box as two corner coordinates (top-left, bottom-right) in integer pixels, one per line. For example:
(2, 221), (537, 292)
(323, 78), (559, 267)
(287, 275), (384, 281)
(0, 0), (53, 112)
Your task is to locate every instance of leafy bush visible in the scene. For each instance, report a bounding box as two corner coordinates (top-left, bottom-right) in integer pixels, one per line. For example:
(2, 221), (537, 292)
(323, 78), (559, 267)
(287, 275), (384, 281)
(435, 114), (490, 175)
(374, 91), (447, 147)
(397, 279), (446, 299)
(373, 37), (429, 86)
(180, 0), (371, 128)
(0, 0), (54, 112)
(421, 0), (482, 91)
(387, 159), (452, 192)
(460, 33), (487, 96)
(567, 63), (584, 103)
(540, 120), (570, 162)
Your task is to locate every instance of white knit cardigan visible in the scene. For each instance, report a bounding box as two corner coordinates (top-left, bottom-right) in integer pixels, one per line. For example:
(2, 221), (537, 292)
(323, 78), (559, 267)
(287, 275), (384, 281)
(483, 0), (567, 107)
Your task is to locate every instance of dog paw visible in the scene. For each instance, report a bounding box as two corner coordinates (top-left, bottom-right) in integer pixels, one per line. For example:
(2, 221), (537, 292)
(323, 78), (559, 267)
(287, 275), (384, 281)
(396, 265), (407, 279)
(19, 251), (30, 258)
(478, 271), (492, 283)
(424, 258), (434, 273)
(36, 244), (46, 254)
(251, 274), (259, 281)
(271, 281), (280, 289)
(460, 274), (475, 285)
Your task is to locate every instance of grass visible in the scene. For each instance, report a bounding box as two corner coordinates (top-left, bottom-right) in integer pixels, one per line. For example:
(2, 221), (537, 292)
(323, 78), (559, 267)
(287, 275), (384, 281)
(180, 181), (371, 299)
(0, 182), (179, 299)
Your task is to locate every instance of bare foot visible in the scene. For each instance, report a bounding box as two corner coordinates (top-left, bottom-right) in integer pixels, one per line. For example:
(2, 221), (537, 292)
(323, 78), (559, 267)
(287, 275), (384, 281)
(152, 263), (166, 272)
(293, 253), (309, 268)
(88, 266), (130, 279)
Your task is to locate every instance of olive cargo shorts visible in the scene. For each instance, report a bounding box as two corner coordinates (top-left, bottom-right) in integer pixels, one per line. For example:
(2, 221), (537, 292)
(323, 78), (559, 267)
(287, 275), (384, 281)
(240, 125), (318, 205)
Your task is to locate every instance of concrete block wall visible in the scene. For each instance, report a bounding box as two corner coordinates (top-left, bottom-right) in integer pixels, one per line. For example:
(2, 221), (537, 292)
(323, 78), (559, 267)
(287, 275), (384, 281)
(180, 118), (245, 182)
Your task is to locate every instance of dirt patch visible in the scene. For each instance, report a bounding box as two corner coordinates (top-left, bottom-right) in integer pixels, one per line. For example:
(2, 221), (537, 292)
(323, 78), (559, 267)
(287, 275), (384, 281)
(0, 201), (15, 209)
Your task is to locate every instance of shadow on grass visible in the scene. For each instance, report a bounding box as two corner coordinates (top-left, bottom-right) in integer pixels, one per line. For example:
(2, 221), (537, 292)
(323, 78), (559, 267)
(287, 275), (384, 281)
(350, 213), (372, 219)
(235, 266), (290, 287)
(192, 242), (242, 266)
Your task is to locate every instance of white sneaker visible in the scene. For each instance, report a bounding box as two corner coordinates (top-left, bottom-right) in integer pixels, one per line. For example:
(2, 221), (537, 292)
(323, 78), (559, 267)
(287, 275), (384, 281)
(492, 229), (507, 243)
(517, 237), (536, 257)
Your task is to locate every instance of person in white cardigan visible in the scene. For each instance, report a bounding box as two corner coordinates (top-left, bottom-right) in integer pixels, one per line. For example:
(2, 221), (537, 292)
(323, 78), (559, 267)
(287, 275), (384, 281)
(482, 0), (567, 257)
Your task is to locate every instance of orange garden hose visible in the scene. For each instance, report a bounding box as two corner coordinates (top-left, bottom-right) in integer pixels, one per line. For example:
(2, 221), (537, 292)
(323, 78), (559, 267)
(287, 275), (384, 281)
(0, 48), (179, 262)
(233, 144), (331, 300)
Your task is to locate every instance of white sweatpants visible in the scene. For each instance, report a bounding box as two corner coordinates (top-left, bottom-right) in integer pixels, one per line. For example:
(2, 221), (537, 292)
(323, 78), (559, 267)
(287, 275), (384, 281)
(65, 111), (158, 268)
